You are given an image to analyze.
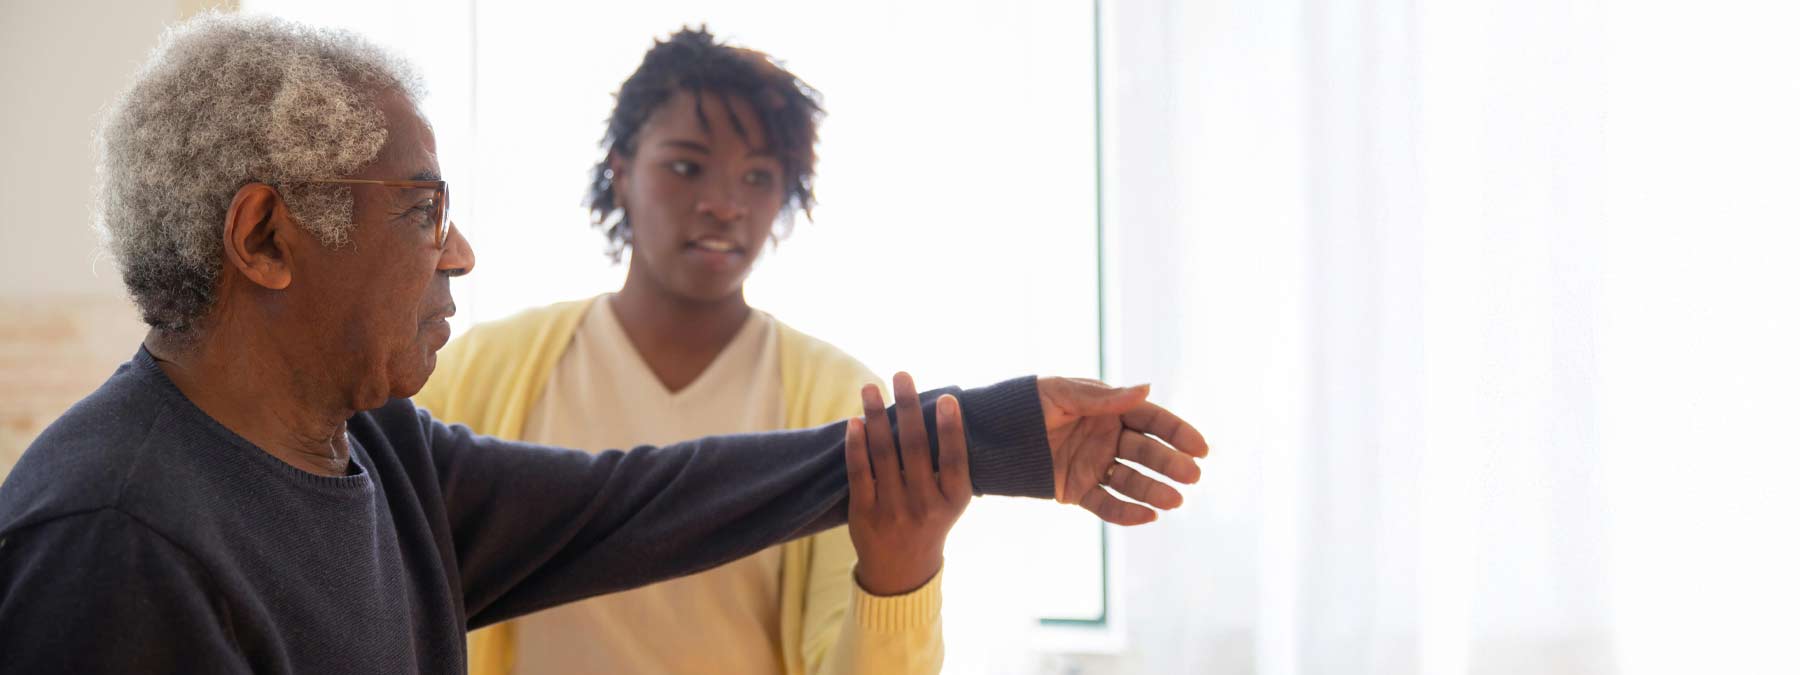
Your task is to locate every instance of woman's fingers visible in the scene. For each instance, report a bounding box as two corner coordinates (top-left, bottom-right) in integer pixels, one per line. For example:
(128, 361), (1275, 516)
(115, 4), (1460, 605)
(845, 380), (968, 597)
(861, 384), (904, 507)
(844, 417), (876, 513)
(891, 372), (940, 506)
(935, 394), (973, 507)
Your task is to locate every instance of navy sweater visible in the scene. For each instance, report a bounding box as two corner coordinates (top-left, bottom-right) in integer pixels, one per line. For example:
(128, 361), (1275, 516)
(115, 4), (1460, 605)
(0, 347), (1053, 673)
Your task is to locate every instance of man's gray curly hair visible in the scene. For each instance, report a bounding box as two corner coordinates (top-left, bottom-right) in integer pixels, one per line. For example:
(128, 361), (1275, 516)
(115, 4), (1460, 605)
(98, 12), (425, 334)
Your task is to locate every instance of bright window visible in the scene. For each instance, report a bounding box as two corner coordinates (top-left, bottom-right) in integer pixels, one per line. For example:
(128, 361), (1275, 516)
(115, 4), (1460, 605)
(241, 1), (1111, 670)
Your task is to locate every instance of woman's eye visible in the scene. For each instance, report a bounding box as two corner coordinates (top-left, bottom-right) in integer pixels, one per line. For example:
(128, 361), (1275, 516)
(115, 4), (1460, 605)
(669, 160), (699, 177)
(744, 170), (773, 187)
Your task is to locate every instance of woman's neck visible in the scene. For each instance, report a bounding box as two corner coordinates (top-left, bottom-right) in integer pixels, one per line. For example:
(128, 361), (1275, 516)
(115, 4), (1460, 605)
(609, 276), (754, 393)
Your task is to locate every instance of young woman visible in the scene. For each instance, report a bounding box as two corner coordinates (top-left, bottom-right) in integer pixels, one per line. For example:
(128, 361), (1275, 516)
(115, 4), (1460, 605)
(416, 28), (950, 675)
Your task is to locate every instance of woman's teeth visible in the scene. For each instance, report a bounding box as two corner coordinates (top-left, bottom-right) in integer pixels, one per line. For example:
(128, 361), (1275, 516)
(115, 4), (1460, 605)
(693, 239), (735, 253)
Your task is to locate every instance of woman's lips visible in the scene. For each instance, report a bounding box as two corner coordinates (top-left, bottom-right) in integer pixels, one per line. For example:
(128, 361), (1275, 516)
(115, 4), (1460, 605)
(684, 237), (745, 271)
(689, 236), (741, 253)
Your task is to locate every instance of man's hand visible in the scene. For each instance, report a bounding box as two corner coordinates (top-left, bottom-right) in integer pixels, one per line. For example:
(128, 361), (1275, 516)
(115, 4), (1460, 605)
(1038, 377), (1209, 525)
(844, 373), (972, 596)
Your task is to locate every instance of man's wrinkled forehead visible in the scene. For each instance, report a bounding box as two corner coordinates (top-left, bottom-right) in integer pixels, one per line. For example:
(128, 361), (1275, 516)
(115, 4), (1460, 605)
(363, 91), (441, 181)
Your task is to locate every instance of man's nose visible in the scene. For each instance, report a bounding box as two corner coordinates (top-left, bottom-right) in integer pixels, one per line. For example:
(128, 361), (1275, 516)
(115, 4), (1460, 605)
(438, 221), (476, 277)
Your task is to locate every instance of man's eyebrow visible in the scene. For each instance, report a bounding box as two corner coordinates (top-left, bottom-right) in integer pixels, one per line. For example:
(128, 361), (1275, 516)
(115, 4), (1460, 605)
(409, 170), (442, 182)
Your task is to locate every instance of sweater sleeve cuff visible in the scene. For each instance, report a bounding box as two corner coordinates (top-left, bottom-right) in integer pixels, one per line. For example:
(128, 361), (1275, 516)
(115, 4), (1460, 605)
(851, 567), (944, 633)
(955, 376), (1055, 498)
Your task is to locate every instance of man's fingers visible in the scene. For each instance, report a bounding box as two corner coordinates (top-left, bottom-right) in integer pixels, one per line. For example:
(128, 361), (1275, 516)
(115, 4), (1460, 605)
(1078, 487), (1157, 526)
(935, 394), (973, 507)
(1117, 431), (1201, 484)
(1122, 401), (1209, 458)
(845, 417), (876, 513)
(862, 384), (904, 506)
(891, 372), (938, 504)
(1102, 462), (1184, 510)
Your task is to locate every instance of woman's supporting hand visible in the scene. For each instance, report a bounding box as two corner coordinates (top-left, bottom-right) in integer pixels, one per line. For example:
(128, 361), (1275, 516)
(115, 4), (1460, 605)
(844, 372), (972, 596)
(844, 373), (1211, 595)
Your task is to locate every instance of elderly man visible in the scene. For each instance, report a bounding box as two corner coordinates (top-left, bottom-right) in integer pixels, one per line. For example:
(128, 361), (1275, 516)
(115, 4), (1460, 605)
(0, 13), (1207, 674)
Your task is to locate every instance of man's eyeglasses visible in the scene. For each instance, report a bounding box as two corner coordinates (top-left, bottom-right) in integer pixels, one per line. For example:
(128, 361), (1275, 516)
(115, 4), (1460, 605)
(280, 179), (451, 250)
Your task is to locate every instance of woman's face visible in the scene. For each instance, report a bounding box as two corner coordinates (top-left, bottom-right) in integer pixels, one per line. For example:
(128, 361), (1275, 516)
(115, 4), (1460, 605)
(612, 90), (786, 303)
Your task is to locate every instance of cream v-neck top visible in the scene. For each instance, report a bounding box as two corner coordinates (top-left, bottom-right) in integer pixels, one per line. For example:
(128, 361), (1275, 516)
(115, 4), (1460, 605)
(512, 295), (787, 674)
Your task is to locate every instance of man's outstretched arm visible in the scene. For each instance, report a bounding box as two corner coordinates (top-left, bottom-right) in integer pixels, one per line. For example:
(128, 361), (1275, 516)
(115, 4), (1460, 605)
(418, 375), (1205, 629)
(425, 376), (1046, 628)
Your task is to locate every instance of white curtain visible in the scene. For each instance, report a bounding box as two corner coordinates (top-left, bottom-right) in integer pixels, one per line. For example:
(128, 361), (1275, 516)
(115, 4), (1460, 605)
(1094, 0), (1800, 674)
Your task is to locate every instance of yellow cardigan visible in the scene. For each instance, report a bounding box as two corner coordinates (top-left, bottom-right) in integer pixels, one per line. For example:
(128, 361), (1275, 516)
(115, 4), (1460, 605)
(411, 298), (944, 675)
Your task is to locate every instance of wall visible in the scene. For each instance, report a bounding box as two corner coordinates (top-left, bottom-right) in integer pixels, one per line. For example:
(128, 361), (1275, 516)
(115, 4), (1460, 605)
(0, 0), (232, 476)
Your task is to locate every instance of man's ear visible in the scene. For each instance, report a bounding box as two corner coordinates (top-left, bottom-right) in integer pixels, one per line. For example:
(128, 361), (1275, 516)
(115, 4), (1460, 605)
(222, 183), (294, 291)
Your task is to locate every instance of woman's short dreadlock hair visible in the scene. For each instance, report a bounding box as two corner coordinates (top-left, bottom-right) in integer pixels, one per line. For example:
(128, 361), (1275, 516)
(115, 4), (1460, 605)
(586, 27), (824, 263)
